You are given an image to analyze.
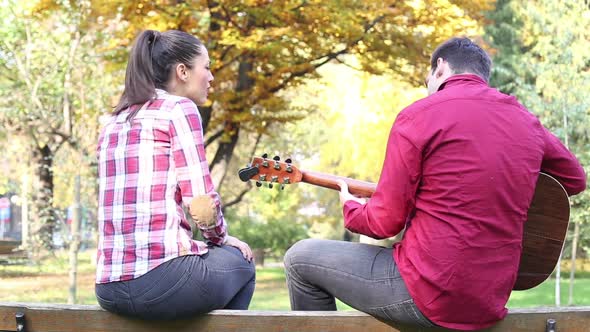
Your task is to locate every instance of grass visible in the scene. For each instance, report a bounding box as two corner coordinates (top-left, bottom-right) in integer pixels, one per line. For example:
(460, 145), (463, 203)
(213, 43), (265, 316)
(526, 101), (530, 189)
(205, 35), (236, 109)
(1, 250), (589, 310)
(0, 250), (97, 304)
(253, 267), (590, 310)
(250, 267), (291, 310)
(508, 278), (590, 307)
(251, 266), (353, 310)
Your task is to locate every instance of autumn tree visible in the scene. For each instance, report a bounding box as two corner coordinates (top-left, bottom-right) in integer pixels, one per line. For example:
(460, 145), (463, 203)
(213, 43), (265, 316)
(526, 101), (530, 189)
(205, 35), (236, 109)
(0, 1), (117, 252)
(35, 0), (494, 194)
(11, 0), (494, 249)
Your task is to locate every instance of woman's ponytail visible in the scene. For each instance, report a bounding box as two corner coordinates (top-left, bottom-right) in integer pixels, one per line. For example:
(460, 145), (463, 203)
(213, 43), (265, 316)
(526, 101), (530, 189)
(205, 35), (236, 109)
(114, 30), (159, 119)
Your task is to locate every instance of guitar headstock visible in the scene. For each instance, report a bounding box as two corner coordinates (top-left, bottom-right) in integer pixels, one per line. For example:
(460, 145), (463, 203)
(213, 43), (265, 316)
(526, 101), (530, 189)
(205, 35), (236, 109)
(238, 154), (303, 189)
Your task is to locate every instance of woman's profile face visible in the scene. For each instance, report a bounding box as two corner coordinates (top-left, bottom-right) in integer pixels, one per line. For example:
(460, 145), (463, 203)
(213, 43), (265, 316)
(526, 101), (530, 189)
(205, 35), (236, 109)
(186, 45), (214, 105)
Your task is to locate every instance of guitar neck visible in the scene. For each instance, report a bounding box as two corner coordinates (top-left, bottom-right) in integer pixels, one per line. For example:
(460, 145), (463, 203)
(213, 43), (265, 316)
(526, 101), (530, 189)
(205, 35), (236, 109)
(301, 170), (376, 198)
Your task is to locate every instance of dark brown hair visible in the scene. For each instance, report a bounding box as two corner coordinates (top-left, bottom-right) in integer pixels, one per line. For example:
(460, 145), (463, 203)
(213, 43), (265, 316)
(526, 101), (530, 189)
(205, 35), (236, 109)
(430, 37), (492, 82)
(114, 30), (204, 120)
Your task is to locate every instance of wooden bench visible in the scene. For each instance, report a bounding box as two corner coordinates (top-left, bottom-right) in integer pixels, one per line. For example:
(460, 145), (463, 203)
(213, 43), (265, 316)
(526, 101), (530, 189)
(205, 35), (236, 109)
(0, 240), (27, 265)
(0, 303), (589, 331)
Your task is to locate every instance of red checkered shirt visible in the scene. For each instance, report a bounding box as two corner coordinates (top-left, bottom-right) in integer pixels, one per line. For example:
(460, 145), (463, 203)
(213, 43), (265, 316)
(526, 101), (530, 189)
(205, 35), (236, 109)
(96, 89), (226, 283)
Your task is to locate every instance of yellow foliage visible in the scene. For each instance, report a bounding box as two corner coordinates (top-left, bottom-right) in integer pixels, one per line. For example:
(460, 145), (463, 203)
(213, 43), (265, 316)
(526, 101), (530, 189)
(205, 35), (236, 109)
(291, 58), (427, 181)
(30, 0), (495, 190)
(30, 0), (494, 124)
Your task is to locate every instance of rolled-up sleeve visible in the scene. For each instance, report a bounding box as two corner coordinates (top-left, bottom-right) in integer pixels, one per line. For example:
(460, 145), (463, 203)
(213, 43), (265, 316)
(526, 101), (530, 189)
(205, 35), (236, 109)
(344, 112), (422, 239)
(541, 127), (586, 196)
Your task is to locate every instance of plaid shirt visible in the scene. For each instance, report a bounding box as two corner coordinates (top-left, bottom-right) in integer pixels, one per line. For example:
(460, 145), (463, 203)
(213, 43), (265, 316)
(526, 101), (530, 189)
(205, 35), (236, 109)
(96, 89), (226, 283)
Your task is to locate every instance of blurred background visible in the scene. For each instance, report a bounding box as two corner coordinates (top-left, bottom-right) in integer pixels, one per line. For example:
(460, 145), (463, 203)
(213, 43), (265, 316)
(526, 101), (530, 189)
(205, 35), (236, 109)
(0, 0), (588, 310)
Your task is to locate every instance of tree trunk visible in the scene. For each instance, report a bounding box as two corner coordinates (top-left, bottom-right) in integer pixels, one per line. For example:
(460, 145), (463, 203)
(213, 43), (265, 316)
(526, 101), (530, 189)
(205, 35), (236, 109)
(568, 220), (580, 306)
(252, 248), (265, 267)
(68, 175), (81, 304)
(556, 103), (568, 307)
(32, 144), (56, 251)
(20, 173), (30, 249)
(204, 0), (221, 135)
(209, 57), (253, 190)
(199, 106), (212, 133)
(203, 4), (255, 199)
(555, 254), (561, 306)
(210, 126), (240, 191)
(343, 229), (353, 242)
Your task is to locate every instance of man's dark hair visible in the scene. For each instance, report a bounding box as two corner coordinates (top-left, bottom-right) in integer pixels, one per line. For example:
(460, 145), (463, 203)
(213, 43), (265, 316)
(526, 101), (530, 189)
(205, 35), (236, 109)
(430, 37), (491, 82)
(114, 30), (204, 120)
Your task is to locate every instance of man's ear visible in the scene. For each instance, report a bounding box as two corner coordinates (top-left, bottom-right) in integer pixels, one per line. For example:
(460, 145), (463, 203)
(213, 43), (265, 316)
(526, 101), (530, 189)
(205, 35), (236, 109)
(435, 58), (446, 78)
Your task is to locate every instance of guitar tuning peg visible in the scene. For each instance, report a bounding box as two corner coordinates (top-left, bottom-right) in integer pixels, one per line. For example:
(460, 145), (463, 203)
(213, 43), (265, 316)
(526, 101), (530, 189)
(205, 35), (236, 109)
(273, 155), (280, 161)
(256, 181), (262, 187)
(268, 183), (273, 189)
(285, 158), (292, 164)
(262, 153), (268, 159)
(238, 165), (259, 182)
(280, 184), (285, 190)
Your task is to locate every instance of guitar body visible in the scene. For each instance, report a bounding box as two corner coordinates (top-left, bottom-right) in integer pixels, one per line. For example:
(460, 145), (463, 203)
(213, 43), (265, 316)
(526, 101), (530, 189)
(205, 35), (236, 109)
(514, 173), (570, 290)
(240, 157), (570, 290)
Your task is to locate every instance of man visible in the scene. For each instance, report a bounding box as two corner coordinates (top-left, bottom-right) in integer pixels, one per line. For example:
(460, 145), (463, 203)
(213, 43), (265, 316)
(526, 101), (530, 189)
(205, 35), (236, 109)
(283, 37), (586, 330)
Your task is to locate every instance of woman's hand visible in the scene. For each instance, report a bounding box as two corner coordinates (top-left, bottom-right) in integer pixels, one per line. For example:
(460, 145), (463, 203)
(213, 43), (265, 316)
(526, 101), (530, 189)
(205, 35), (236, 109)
(336, 180), (367, 205)
(225, 235), (253, 262)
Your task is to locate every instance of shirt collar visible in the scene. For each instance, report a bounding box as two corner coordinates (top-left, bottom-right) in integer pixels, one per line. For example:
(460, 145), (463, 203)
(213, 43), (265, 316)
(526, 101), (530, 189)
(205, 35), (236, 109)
(438, 74), (487, 92)
(114, 90), (165, 124)
(155, 88), (168, 97)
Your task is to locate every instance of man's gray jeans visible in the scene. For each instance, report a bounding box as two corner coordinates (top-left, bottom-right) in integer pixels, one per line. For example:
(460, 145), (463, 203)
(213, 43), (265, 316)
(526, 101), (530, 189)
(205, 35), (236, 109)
(284, 238), (435, 328)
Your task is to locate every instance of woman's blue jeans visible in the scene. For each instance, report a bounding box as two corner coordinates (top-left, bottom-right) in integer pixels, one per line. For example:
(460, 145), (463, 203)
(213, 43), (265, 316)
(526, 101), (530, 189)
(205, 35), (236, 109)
(95, 245), (255, 320)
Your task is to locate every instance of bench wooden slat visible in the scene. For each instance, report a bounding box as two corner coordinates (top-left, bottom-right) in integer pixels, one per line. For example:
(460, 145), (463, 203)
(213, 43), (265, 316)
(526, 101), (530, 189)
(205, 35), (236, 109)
(0, 241), (21, 255)
(0, 303), (589, 332)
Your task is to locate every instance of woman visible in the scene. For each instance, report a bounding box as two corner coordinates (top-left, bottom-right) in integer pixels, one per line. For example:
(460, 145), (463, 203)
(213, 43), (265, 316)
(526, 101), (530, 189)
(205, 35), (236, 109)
(95, 30), (255, 320)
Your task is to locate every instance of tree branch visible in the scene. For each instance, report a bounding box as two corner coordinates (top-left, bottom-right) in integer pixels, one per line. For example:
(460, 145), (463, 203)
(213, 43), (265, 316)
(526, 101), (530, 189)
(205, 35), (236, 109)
(26, 123), (40, 149)
(223, 182), (252, 210)
(49, 129), (78, 152)
(249, 131), (263, 159)
(0, 63), (18, 81)
(63, 30), (81, 136)
(215, 51), (242, 72)
(219, 44), (236, 62)
(4, 25), (45, 112)
(220, 4), (248, 33)
(222, 131), (263, 210)
(151, 3), (181, 19)
(265, 14), (387, 95)
(335, 57), (363, 71)
(205, 128), (224, 147)
(291, 0), (308, 12)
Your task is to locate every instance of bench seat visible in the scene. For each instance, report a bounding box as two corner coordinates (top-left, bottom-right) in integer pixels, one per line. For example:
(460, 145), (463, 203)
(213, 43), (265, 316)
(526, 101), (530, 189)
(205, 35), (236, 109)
(0, 302), (588, 331)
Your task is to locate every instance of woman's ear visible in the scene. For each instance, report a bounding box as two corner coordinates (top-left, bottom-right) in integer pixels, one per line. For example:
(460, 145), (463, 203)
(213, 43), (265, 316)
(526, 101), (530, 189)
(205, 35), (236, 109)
(175, 63), (188, 82)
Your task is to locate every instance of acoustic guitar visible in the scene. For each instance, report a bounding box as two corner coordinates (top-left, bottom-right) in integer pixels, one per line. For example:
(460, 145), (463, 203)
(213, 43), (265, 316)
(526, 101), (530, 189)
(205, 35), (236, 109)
(238, 155), (570, 290)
